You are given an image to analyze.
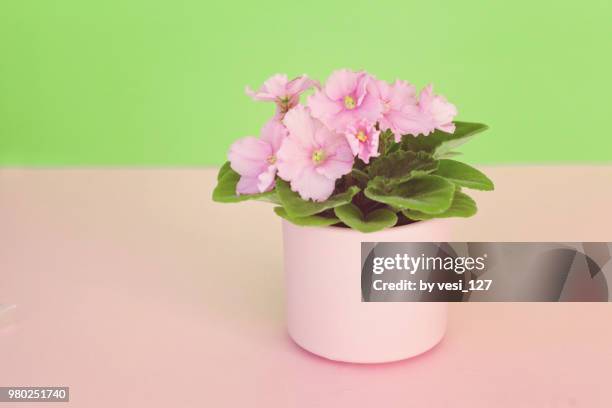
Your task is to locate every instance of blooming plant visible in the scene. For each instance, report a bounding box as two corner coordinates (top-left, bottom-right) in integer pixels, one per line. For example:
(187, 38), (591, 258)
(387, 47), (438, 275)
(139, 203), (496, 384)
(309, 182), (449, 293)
(213, 69), (493, 233)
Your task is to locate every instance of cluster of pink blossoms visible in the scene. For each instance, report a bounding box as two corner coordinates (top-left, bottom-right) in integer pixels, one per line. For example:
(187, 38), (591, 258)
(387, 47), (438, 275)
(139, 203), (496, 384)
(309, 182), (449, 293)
(229, 69), (458, 202)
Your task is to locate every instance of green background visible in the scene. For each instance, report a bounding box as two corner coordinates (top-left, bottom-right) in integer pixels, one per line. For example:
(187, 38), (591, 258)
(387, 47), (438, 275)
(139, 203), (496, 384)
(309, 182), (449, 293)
(1, 0), (611, 166)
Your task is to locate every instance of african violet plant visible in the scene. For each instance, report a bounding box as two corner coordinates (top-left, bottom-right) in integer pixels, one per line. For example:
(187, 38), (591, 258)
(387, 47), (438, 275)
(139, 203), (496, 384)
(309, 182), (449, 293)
(213, 69), (493, 233)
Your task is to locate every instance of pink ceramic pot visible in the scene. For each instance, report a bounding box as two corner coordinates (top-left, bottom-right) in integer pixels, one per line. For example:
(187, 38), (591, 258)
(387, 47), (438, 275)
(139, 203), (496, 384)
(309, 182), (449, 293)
(282, 219), (450, 363)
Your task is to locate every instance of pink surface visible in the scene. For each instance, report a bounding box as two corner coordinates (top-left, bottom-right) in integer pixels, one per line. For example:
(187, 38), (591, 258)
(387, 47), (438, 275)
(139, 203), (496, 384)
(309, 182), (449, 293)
(1, 166), (611, 407)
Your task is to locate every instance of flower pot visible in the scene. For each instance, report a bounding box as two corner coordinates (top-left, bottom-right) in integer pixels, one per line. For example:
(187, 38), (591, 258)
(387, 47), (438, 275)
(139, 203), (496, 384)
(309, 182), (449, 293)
(282, 219), (450, 363)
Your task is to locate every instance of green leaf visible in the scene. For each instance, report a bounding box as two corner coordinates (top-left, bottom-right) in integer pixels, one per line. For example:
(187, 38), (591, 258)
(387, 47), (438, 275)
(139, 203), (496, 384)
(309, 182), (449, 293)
(274, 207), (340, 227)
(378, 128), (396, 155)
(350, 168), (370, 188)
(437, 151), (463, 159)
(434, 159), (494, 191)
(387, 140), (402, 154)
(402, 190), (477, 220)
(400, 121), (488, 158)
(217, 161), (232, 181)
(367, 150), (438, 184)
(334, 204), (398, 233)
(212, 165), (278, 204)
(364, 175), (455, 214)
(276, 179), (360, 217)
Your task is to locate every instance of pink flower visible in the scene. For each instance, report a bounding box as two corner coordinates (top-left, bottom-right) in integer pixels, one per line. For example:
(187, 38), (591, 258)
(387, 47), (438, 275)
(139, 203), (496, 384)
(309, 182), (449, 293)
(246, 74), (319, 117)
(345, 120), (380, 164)
(276, 106), (354, 202)
(228, 119), (288, 195)
(375, 79), (419, 141)
(410, 84), (458, 135)
(308, 69), (382, 132)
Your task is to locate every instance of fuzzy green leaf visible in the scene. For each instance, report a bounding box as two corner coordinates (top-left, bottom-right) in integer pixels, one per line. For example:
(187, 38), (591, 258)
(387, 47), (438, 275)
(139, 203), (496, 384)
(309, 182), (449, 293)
(212, 165), (278, 204)
(334, 204), (398, 233)
(378, 128), (396, 155)
(400, 122), (488, 158)
(438, 151), (463, 159)
(276, 179), (360, 217)
(350, 168), (370, 188)
(433, 159), (494, 191)
(364, 175), (455, 214)
(217, 161), (232, 181)
(274, 207), (340, 227)
(402, 190), (477, 220)
(368, 150), (438, 184)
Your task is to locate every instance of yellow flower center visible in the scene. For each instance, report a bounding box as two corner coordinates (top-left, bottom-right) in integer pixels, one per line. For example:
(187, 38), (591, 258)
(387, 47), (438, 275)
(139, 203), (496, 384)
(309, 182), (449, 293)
(267, 155), (276, 165)
(356, 130), (368, 142)
(311, 149), (326, 164)
(343, 95), (356, 110)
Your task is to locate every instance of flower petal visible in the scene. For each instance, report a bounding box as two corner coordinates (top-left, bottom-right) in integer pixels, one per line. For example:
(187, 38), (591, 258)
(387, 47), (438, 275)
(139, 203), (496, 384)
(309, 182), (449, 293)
(413, 84), (458, 134)
(343, 121), (379, 163)
(313, 122), (338, 148)
(356, 91), (383, 123)
(245, 86), (277, 101)
(325, 69), (360, 100)
(236, 176), (261, 195)
(291, 166), (337, 202)
(282, 105), (318, 147)
(308, 90), (342, 124)
(262, 74), (289, 98)
(390, 106), (433, 136)
(345, 132), (361, 157)
(260, 119), (288, 153)
(375, 79), (392, 101)
(315, 152), (353, 179)
(286, 75), (319, 95)
(429, 94), (458, 131)
(354, 73), (371, 106)
(228, 137), (271, 177)
(419, 84), (434, 106)
(257, 165), (277, 193)
(276, 138), (310, 181)
(388, 80), (417, 108)
(437, 122), (456, 133)
(324, 109), (357, 131)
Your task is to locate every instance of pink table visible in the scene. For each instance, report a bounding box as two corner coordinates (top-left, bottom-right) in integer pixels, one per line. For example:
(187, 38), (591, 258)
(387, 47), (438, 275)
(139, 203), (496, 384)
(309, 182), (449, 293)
(1, 166), (611, 407)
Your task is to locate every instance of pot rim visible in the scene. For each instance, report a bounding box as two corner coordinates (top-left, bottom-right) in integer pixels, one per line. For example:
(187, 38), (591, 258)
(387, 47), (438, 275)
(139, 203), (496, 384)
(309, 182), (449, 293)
(282, 217), (446, 237)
